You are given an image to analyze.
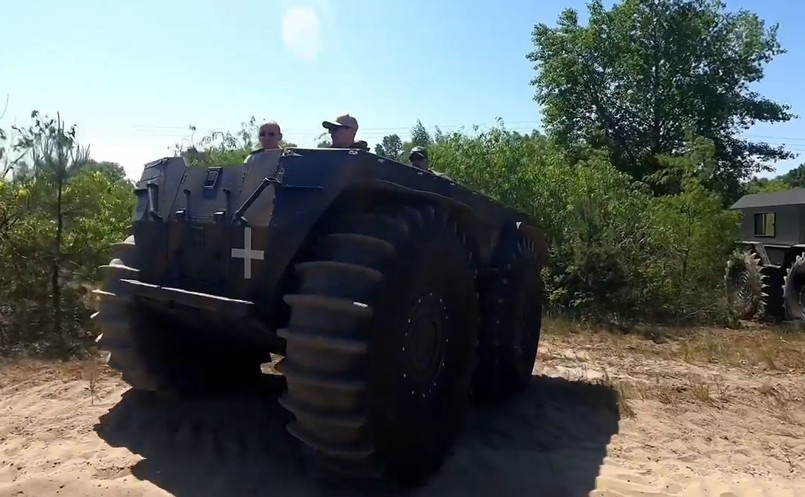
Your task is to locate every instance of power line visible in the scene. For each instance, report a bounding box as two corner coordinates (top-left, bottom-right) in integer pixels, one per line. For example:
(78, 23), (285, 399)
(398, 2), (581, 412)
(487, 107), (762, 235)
(127, 120), (545, 134)
(124, 122), (805, 143)
(96, 120), (805, 159)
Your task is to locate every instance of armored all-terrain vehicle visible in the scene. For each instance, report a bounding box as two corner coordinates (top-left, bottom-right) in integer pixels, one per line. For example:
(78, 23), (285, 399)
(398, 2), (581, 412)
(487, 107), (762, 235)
(92, 147), (547, 485)
(725, 188), (805, 321)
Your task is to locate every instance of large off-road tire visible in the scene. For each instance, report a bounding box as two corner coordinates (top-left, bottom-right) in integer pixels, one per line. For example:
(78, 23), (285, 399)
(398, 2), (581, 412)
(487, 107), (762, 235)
(724, 250), (767, 320)
(783, 253), (805, 320)
(93, 235), (264, 396)
(277, 204), (478, 486)
(472, 233), (543, 402)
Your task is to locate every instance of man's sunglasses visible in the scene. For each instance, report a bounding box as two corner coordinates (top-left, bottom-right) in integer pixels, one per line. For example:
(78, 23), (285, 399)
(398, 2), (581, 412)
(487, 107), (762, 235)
(259, 131), (277, 137)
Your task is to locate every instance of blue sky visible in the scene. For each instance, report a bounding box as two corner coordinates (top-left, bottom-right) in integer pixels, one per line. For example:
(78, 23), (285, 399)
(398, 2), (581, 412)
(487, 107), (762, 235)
(2, 0), (805, 180)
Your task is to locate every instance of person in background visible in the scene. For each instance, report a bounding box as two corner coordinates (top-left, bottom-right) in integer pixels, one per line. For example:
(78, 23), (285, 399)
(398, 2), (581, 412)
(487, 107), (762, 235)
(258, 121), (283, 150)
(244, 121), (283, 163)
(322, 114), (369, 150)
(408, 146), (430, 170)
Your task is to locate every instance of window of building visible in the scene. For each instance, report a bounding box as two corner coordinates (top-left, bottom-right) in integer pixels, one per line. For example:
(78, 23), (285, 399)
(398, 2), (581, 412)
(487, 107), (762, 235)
(754, 212), (775, 237)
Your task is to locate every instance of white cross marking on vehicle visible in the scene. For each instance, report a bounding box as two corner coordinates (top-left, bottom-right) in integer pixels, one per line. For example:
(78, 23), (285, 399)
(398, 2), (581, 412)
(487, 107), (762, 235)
(231, 227), (264, 279)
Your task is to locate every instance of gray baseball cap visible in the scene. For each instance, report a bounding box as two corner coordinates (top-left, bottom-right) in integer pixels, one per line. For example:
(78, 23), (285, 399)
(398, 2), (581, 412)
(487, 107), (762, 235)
(409, 146), (428, 160)
(322, 114), (359, 130)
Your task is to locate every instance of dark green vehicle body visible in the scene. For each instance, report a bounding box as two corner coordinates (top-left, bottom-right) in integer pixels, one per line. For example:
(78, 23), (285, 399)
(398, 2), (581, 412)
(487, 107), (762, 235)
(94, 147), (548, 486)
(120, 148), (546, 355)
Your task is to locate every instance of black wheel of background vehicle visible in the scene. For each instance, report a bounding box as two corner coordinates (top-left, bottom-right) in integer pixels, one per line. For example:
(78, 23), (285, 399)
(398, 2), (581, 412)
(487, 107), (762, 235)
(724, 250), (766, 320)
(277, 204), (478, 486)
(783, 253), (805, 320)
(473, 234), (542, 402)
(762, 265), (785, 320)
(93, 235), (264, 396)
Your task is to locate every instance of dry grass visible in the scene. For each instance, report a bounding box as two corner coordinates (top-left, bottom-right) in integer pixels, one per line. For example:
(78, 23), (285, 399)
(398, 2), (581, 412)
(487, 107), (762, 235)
(558, 363), (805, 431)
(555, 367), (736, 420)
(0, 354), (119, 407)
(665, 329), (805, 371)
(81, 356), (103, 404)
(539, 316), (805, 433)
(611, 373), (731, 407)
(542, 316), (805, 372)
(0, 358), (85, 389)
(759, 382), (805, 426)
(598, 370), (637, 419)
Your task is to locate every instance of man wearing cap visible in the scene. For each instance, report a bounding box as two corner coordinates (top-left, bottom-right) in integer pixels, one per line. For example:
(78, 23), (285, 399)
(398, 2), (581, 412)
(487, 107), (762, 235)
(408, 146), (430, 170)
(322, 114), (369, 150)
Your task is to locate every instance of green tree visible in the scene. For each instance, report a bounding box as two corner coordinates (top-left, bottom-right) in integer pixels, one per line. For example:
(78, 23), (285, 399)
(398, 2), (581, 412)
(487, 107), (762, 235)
(400, 119), (433, 159)
(744, 176), (790, 193)
(374, 134), (404, 160)
(1, 111), (134, 356)
(526, 0), (795, 200)
(741, 163), (805, 193)
(1, 125), (27, 180)
(0, 127), (7, 178)
(776, 164), (805, 188)
(409, 119), (433, 148)
(73, 160), (128, 183)
(430, 124), (739, 324)
(60, 169), (136, 280)
(12, 112), (89, 353)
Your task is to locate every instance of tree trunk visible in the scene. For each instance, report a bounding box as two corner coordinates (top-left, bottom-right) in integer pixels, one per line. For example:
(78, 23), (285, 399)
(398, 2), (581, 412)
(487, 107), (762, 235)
(52, 175), (64, 357)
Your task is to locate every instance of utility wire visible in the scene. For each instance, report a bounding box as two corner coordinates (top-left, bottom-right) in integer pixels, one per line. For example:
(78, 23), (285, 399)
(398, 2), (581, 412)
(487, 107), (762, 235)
(124, 122), (805, 143)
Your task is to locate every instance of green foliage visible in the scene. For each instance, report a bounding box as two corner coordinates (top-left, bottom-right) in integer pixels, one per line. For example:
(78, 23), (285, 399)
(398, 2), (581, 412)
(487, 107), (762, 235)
(59, 170), (136, 280)
(373, 121), (441, 165)
(374, 134), (404, 160)
(744, 163), (805, 194)
(744, 177), (789, 194)
(0, 111), (135, 357)
(73, 160), (128, 183)
(431, 124), (739, 324)
(409, 120), (433, 148)
(527, 0), (795, 202)
(777, 164), (805, 188)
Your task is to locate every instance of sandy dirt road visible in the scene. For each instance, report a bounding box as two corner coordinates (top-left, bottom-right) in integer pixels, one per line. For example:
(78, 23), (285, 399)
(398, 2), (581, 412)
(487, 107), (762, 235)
(1, 327), (804, 497)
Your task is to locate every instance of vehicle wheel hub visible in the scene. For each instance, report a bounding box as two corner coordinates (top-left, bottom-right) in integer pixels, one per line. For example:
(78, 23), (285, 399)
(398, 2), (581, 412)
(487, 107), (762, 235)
(402, 292), (449, 396)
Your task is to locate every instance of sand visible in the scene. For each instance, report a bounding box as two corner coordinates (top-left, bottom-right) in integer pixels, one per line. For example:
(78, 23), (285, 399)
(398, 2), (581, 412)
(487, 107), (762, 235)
(1, 332), (804, 497)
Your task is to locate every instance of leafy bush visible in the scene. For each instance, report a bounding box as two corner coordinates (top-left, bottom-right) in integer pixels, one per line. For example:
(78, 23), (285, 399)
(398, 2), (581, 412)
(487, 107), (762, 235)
(0, 112), (135, 357)
(0, 112), (744, 358)
(432, 125), (740, 325)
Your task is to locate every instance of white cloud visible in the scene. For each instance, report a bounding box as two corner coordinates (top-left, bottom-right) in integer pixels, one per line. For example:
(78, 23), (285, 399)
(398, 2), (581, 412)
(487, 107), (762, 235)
(281, 6), (322, 61)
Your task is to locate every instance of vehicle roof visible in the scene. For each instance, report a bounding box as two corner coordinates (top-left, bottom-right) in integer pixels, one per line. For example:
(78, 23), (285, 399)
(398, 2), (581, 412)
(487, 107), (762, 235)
(730, 188), (805, 209)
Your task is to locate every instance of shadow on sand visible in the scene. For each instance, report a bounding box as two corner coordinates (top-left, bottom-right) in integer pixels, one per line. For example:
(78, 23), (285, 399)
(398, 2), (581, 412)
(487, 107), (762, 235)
(94, 374), (620, 497)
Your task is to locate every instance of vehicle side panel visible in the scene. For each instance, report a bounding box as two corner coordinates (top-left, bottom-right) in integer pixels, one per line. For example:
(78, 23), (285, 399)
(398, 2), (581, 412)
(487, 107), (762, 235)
(128, 148), (545, 333)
